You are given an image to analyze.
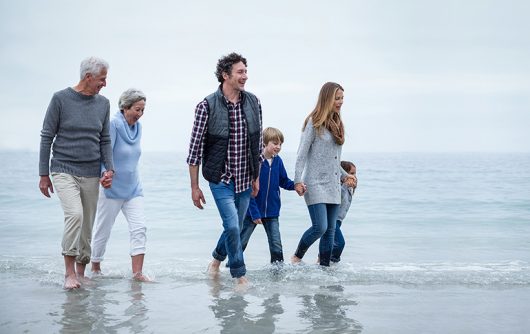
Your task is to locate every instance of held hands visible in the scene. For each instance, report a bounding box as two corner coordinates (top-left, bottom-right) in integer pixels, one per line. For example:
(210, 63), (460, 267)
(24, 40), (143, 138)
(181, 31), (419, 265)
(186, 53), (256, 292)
(192, 186), (206, 209)
(295, 182), (307, 196)
(344, 174), (357, 189)
(100, 170), (114, 189)
(253, 218), (262, 225)
(39, 175), (54, 198)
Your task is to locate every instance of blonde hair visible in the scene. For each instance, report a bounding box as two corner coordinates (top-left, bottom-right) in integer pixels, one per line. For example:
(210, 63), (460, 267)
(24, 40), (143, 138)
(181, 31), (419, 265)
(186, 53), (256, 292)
(303, 82), (345, 145)
(263, 127), (284, 145)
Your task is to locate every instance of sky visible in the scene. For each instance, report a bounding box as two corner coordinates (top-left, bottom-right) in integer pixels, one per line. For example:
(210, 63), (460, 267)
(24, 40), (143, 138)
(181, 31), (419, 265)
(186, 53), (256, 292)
(1, 0), (529, 153)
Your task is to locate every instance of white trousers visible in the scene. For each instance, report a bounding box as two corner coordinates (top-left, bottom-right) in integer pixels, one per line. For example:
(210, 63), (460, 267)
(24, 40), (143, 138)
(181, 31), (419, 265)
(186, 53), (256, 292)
(91, 188), (147, 262)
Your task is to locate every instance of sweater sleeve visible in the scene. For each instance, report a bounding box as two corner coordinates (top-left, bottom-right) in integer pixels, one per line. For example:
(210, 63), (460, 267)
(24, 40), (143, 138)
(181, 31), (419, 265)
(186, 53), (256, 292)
(39, 94), (61, 176)
(294, 118), (315, 184)
(100, 100), (114, 172)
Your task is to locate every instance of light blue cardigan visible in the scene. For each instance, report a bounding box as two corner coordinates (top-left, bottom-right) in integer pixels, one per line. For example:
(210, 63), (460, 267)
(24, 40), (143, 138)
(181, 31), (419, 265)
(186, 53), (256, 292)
(294, 118), (347, 206)
(103, 112), (143, 200)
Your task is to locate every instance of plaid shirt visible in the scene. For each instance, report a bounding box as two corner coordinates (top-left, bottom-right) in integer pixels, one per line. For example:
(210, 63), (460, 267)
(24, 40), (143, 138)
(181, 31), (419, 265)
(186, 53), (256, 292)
(187, 92), (262, 193)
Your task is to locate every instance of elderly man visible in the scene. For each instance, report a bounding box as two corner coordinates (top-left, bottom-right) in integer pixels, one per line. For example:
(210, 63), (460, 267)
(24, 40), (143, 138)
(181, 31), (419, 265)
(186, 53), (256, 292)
(39, 56), (114, 289)
(187, 52), (262, 287)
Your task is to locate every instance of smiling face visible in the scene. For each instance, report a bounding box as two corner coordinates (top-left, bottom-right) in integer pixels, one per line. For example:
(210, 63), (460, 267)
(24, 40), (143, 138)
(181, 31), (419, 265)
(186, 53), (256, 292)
(263, 140), (282, 158)
(85, 69), (107, 95)
(123, 100), (145, 126)
(333, 88), (344, 113)
(223, 61), (248, 92)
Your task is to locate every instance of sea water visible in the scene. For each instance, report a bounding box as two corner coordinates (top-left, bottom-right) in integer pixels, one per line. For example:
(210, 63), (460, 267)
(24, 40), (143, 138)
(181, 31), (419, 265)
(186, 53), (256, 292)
(1, 151), (529, 333)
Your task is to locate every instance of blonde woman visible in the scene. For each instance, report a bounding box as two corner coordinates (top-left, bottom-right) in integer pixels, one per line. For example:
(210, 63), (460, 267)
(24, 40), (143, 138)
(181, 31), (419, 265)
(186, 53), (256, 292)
(291, 82), (356, 266)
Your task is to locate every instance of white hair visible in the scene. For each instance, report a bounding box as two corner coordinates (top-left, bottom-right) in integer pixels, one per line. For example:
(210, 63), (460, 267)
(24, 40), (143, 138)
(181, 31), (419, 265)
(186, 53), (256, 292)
(80, 56), (109, 79)
(119, 88), (146, 111)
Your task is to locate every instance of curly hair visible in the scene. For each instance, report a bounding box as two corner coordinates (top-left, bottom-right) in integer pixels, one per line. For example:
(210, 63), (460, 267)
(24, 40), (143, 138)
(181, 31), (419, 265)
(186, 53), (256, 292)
(215, 52), (247, 83)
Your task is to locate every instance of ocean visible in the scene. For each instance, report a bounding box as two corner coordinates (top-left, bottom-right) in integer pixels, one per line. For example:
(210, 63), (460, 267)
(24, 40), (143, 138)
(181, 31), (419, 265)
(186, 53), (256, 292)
(1, 151), (529, 333)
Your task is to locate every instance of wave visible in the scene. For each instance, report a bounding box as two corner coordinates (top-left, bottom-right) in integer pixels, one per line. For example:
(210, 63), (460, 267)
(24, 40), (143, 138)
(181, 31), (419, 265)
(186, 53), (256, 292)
(2, 256), (529, 288)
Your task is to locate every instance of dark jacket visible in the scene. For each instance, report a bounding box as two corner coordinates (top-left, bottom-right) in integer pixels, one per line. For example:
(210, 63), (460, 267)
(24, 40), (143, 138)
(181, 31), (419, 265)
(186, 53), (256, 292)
(202, 87), (261, 183)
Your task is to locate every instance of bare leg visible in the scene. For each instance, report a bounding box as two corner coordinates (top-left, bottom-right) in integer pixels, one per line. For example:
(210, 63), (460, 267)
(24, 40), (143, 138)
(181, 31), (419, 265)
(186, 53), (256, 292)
(207, 259), (221, 277)
(76, 262), (86, 278)
(76, 262), (92, 284)
(91, 261), (102, 274)
(132, 254), (151, 282)
(64, 256), (81, 289)
(235, 276), (250, 292)
(291, 255), (302, 264)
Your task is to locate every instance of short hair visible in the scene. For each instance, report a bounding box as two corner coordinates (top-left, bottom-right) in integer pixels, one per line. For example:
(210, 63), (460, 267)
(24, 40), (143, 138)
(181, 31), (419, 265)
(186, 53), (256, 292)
(118, 88), (146, 111)
(341, 160), (356, 172)
(263, 127), (284, 145)
(215, 52), (247, 83)
(80, 56), (109, 79)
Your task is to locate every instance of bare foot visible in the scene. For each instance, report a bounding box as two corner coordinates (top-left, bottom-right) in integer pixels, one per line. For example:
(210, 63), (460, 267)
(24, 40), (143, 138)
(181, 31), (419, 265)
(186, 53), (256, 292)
(64, 274), (81, 289)
(291, 255), (302, 264)
(207, 259), (221, 277)
(133, 272), (152, 282)
(234, 276), (250, 292)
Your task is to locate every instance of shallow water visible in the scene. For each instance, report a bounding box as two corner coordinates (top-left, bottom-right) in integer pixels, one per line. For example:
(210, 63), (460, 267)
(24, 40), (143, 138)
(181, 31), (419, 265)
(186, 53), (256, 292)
(1, 151), (529, 333)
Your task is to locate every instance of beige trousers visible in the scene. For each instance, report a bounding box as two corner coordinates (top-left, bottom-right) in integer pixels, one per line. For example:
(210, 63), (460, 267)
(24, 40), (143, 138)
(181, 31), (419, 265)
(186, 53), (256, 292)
(52, 173), (100, 264)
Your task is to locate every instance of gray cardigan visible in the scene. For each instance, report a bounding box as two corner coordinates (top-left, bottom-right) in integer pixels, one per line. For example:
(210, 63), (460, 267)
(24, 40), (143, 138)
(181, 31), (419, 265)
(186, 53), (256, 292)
(294, 118), (346, 206)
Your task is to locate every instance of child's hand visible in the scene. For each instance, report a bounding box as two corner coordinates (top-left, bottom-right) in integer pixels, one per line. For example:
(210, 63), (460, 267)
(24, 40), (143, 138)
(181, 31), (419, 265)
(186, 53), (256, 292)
(253, 218), (262, 225)
(295, 183), (306, 196)
(344, 175), (357, 188)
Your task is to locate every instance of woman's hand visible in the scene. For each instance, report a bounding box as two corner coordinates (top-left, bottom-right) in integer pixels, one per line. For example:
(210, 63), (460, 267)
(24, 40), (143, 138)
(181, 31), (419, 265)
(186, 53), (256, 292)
(100, 170), (114, 189)
(344, 174), (357, 188)
(295, 182), (307, 196)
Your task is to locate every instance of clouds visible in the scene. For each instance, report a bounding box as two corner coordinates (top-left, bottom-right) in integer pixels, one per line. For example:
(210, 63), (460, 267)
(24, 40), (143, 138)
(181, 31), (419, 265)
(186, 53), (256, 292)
(1, 0), (529, 153)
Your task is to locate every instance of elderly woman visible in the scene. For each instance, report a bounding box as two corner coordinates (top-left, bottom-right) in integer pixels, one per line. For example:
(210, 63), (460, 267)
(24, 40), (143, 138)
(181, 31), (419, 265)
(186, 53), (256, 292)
(91, 88), (150, 281)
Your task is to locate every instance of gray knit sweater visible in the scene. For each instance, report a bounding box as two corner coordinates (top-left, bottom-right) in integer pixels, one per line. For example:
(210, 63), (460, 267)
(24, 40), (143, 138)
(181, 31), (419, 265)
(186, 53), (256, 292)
(39, 87), (114, 177)
(294, 118), (346, 206)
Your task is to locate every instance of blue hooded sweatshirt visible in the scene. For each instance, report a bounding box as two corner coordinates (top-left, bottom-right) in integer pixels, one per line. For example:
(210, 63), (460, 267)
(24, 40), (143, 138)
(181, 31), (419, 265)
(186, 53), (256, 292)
(247, 155), (295, 220)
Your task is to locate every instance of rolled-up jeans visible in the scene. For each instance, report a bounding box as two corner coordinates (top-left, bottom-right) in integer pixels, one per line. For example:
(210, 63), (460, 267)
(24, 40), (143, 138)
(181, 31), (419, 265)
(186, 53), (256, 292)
(294, 203), (339, 266)
(52, 172), (100, 264)
(209, 181), (251, 278)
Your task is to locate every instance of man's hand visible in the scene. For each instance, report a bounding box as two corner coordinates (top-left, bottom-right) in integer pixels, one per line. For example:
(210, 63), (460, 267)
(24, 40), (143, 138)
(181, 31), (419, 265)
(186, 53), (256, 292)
(100, 170), (114, 189)
(39, 175), (54, 198)
(192, 187), (206, 209)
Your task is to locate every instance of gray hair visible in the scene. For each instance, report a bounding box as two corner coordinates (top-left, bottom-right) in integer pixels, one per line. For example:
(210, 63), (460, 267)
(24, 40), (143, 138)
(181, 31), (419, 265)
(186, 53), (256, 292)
(119, 88), (146, 111)
(80, 56), (109, 79)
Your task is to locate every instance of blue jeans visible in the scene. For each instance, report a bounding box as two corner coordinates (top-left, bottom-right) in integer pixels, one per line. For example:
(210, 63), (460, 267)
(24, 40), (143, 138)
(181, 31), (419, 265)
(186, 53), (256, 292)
(209, 181), (251, 278)
(294, 203), (339, 266)
(240, 216), (284, 263)
(331, 220), (345, 263)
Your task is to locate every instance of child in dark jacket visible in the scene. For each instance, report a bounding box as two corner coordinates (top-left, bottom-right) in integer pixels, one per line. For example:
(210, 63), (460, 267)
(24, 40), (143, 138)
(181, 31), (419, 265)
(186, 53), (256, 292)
(240, 127), (295, 263)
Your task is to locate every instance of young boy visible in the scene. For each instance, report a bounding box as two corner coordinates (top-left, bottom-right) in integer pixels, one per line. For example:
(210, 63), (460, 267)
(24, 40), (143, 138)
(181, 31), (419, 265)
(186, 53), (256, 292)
(239, 127), (295, 263)
(331, 161), (357, 263)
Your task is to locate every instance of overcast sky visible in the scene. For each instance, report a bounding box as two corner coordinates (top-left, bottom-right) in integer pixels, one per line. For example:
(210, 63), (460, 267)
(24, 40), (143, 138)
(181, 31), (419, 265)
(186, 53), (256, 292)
(1, 0), (529, 153)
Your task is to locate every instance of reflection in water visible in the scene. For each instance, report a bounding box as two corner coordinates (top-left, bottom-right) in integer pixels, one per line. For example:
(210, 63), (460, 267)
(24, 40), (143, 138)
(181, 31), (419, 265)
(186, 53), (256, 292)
(57, 280), (148, 333)
(209, 280), (284, 334)
(122, 281), (149, 333)
(299, 285), (363, 333)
